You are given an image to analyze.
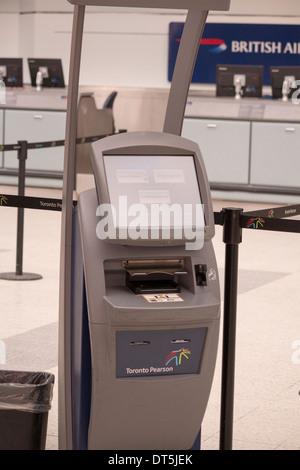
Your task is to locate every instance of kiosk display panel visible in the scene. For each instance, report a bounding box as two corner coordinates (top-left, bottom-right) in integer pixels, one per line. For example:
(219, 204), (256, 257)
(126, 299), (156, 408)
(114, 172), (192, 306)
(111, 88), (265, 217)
(91, 132), (213, 246)
(103, 155), (202, 204)
(101, 153), (205, 247)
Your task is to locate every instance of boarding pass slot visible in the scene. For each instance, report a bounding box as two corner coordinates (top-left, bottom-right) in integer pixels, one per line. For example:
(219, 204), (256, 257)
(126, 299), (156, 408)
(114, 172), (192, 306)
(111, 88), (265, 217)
(122, 259), (187, 295)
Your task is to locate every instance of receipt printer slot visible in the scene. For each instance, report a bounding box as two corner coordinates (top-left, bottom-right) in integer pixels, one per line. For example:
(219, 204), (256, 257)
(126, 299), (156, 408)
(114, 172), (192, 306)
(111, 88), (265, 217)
(122, 259), (186, 295)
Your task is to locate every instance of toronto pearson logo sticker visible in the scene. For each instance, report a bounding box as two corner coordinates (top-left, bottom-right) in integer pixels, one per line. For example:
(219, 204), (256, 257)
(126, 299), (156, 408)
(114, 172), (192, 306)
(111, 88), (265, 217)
(165, 348), (191, 367)
(0, 195), (8, 206)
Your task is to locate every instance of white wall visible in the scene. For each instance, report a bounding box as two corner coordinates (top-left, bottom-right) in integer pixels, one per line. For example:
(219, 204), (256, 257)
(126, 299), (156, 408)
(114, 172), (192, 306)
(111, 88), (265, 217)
(222, 0), (300, 16)
(1, 0), (300, 15)
(0, 0), (300, 88)
(0, 14), (20, 56)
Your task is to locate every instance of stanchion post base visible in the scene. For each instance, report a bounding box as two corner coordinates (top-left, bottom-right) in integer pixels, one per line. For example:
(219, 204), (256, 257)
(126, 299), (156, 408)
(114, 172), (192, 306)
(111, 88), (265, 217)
(0, 273), (43, 281)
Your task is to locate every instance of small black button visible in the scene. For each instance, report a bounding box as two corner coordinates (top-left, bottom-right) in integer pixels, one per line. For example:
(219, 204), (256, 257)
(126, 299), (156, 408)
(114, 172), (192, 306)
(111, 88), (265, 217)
(194, 264), (207, 286)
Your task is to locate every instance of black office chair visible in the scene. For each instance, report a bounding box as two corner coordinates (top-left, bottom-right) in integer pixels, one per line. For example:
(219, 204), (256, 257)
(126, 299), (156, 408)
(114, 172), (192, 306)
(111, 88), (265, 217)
(75, 91), (117, 178)
(75, 92), (117, 175)
(103, 90), (117, 110)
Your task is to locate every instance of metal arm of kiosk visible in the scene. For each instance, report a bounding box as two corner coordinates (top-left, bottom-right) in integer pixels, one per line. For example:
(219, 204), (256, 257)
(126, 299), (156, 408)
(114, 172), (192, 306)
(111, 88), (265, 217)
(59, 0), (231, 450)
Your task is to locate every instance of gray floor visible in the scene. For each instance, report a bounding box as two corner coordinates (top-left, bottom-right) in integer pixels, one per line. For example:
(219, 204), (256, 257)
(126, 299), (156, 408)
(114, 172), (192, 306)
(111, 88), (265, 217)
(0, 185), (299, 450)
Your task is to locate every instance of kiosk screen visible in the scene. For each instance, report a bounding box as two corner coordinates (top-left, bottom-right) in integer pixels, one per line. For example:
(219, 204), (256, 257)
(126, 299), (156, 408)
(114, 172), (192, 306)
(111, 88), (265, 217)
(103, 155), (202, 209)
(102, 154), (204, 242)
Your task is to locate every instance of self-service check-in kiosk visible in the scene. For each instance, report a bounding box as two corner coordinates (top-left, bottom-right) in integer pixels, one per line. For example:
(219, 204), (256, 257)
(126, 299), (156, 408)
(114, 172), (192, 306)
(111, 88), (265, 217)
(59, 0), (231, 451)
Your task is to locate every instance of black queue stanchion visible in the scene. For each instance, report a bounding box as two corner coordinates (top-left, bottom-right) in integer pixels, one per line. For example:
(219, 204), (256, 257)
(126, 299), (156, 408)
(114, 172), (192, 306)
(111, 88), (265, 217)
(0, 132), (122, 282)
(215, 204), (300, 450)
(0, 140), (42, 281)
(218, 208), (243, 451)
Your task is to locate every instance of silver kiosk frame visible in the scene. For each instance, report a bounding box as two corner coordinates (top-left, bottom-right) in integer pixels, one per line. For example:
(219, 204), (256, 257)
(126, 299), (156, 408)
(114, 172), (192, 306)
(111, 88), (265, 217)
(59, 0), (231, 450)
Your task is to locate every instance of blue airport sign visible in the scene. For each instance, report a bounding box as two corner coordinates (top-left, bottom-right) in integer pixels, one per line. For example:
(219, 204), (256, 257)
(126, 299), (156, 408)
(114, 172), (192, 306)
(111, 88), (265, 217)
(168, 23), (300, 84)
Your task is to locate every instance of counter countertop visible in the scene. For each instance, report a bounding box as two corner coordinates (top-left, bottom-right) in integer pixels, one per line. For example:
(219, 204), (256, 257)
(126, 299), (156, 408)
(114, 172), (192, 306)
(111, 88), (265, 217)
(185, 94), (300, 122)
(1, 85), (68, 111)
(1, 85), (300, 123)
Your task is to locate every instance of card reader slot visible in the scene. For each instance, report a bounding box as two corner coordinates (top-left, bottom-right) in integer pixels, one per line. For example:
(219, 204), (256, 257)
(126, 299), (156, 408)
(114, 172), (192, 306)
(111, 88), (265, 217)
(171, 339), (191, 344)
(130, 341), (150, 346)
(122, 259), (187, 277)
(122, 259), (186, 295)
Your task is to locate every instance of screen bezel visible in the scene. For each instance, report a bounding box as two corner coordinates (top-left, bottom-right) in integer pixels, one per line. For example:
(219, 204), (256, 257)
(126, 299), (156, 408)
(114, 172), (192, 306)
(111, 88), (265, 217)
(90, 131), (214, 246)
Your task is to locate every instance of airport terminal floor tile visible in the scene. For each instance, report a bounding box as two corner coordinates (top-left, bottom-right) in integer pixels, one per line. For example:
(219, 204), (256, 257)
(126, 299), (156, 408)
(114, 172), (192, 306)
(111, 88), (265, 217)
(0, 185), (299, 450)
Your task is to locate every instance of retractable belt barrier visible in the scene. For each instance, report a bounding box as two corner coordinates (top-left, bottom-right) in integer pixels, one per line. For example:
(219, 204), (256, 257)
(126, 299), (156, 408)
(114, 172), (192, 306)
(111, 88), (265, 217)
(215, 204), (300, 233)
(0, 194), (76, 211)
(214, 205), (300, 449)
(0, 135), (299, 450)
(0, 133), (118, 153)
(2, 193), (300, 232)
(0, 132), (124, 280)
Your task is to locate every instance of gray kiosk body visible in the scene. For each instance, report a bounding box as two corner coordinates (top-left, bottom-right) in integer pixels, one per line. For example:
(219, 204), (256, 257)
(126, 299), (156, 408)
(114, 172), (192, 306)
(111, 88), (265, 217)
(71, 131), (220, 449)
(59, 0), (231, 451)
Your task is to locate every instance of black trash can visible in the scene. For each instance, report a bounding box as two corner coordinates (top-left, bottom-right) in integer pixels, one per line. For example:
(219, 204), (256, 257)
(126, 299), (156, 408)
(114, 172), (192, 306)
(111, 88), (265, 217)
(0, 370), (55, 450)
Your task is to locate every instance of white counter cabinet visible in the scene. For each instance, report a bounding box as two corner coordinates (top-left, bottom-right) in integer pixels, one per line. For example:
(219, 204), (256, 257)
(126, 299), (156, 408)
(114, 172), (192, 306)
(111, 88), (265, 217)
(250, 121), (300, 188)
(4, 109), (66, 172)
(182, 118), (250, 185)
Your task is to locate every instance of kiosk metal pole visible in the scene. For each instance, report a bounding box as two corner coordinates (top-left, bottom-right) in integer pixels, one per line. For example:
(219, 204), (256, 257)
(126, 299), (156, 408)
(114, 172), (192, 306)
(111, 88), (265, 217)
(61, 0), (231, 450)
(58, 4), (85, 450)
(219, 208), (243, 450)
(163, 9), (208, 136)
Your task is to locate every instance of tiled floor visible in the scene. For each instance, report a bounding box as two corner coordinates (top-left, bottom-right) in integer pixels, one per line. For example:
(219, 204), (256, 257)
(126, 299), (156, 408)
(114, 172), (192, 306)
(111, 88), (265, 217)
(0, 185), (299, 450)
